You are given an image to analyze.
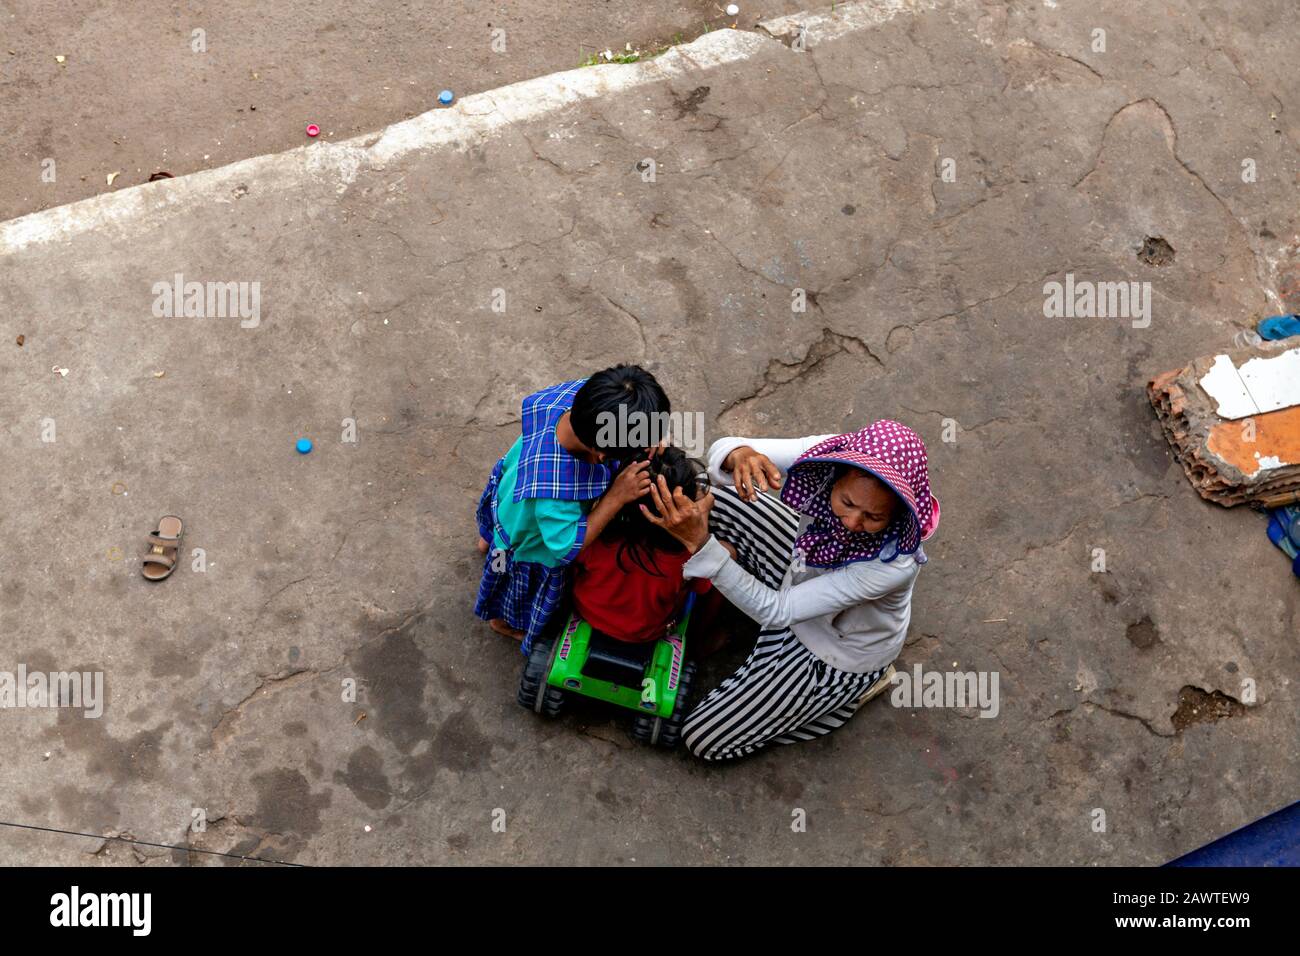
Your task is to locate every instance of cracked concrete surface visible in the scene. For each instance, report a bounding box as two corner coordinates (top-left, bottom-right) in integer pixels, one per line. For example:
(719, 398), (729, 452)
(1, 0), (1297, 865)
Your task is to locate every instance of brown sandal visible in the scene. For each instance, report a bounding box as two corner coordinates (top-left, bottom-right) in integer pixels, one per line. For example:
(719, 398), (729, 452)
(142, 515), (184, 581)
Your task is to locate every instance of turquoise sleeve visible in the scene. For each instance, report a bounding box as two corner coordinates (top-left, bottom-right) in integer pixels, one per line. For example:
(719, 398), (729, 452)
(531, 498), (586, 566)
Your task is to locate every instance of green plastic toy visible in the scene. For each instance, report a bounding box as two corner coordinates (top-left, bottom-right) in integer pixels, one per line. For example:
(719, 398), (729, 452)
(517, 594), (698, 747)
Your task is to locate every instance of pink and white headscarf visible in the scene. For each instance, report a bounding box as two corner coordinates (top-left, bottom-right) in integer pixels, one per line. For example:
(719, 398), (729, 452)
(779, 420), (939, 568)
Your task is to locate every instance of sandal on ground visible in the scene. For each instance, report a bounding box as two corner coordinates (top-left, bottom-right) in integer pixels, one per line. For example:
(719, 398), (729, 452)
(142, 515), (184, 581)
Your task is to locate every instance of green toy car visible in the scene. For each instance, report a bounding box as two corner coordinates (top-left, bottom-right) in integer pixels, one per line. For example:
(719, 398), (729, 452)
(517, 594), (698, 748)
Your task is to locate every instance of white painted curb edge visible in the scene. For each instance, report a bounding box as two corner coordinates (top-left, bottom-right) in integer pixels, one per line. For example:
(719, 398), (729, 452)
(0, 1), (940, 255)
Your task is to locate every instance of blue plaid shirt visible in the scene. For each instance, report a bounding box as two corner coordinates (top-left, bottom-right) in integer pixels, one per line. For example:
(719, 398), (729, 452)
(513, 379), (614, 502)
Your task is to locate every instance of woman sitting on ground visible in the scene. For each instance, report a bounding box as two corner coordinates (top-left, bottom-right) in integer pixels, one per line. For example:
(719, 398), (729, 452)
(640, 421), (939, 761)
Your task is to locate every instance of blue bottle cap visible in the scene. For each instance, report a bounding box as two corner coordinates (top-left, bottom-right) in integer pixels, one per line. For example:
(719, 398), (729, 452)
(438, 90), (454, 105)
(296, 438), (313, 454)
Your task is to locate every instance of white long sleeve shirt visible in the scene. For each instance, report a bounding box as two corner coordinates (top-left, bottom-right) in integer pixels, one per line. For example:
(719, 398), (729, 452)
(682, 435), (920, 674)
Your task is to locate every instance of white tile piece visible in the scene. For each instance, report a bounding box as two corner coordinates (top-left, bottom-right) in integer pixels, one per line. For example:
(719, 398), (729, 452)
(1199, 353), (1257, 419)
(1237, 347), (1300, 416)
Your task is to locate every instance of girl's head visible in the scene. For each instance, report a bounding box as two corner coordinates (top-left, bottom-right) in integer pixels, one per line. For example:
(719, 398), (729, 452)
(610, 448), (708, 575)
(569, 364), (671, 463)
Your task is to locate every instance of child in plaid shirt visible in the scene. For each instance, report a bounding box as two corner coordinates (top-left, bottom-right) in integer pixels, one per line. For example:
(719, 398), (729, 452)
(474, 365), (672, 654)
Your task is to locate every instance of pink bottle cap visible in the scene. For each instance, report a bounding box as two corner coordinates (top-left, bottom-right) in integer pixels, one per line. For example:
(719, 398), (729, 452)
(306, 124), (320, 138)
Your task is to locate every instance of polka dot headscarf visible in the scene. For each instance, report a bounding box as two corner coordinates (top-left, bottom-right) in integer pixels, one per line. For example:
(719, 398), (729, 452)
(779, 420), (939, 568)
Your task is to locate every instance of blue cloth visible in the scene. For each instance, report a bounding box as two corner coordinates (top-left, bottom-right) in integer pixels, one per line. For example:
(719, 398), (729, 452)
(1166, 800), (1300, 866)
(489, 439), (587, 567)
(474, 452), (572, 655)
(476, 454), (507, 545)
(1257, 314), (1300, 341)
(1271, 506), (1300, 553)
(1266, 506), (1300, 579)
(474, 547), (570, 656)
(513, 379), (613, 502)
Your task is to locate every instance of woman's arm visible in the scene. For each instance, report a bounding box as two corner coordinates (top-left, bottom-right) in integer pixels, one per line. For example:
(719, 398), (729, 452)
(682, 536), (913, 628)
(638, 474), (912, 629)
(707, 435), (837, 499)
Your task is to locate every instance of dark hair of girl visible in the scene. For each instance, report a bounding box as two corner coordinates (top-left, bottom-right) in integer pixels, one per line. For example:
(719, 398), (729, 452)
(607, 448), (708, 577)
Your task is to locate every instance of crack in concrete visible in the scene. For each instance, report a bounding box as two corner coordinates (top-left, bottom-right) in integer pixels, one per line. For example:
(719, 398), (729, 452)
(383, 217), (579, 272)
(213, 598), (436, 752)
(179, 814), (295, 865)
(929, 180), (1032, 229)
(1072, 97), (1270, 293)
(210, 668), (321, 748)
(680, 211), (798, 291)
(595, 291), (651, 360)
(483, 90), (597, 178)
(720, 327), (884, 419)
(253, 575), (313, 626)
(1048, 699), (1173, 738)
(887, 272), (1055, 347)
(898, 406), (1018, 432)
(1000, 38), (1104, 95)
(1185, 5), (1300, 154)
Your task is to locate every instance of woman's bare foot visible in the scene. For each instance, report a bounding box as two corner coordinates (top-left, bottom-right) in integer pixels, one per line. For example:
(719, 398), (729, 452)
(489, 619), (525, 640)
(477, 536), (489, 555)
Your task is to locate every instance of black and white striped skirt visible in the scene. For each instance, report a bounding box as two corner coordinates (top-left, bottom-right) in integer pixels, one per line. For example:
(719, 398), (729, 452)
(683, 486), (887, 761)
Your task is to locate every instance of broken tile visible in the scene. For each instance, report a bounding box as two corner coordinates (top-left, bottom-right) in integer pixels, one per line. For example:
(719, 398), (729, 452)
(1149, 340), (1300, 506)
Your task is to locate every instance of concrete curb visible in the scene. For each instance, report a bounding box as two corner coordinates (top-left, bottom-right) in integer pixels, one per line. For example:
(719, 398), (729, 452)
(759, 0), (944, 43)
(0, 0), (946, 256)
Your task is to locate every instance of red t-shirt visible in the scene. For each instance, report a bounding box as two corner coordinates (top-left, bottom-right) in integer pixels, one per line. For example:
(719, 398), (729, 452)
(572, 536), (711, 643)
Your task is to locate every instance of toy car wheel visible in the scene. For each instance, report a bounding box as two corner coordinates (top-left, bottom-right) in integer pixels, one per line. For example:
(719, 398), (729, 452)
(538, 682), (566, 717)
(630, 713), (655, 746)
(632, 661), (696, 748)
(517, 638), (567, 718)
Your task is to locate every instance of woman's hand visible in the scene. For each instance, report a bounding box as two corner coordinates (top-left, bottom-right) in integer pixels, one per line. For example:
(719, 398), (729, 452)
(641, 476), (714, 553)
(723, 446), (783, 502)
(606, 459), (653, 506)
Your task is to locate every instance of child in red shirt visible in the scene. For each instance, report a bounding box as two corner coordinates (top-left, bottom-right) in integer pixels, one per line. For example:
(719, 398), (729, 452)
(572, 449), (714, 643)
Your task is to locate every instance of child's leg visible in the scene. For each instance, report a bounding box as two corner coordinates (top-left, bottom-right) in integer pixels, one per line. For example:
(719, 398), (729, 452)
(474, 540), (531, 637)
(475, 545), (569, 655)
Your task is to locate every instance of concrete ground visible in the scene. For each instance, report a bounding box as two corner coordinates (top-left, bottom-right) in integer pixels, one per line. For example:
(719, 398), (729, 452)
(1, 0), (1297, 866)
(0, 0), (807, 222)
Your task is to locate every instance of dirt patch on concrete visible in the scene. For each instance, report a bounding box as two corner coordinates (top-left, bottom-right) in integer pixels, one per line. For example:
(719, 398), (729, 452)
(1172, 686), (1246, 733)
(1138, 235), (1176, 267)
(1126, 616), (1161, 650)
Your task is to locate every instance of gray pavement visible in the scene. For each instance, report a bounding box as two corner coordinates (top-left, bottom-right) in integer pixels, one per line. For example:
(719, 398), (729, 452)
(0, 0), (1297, 865)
